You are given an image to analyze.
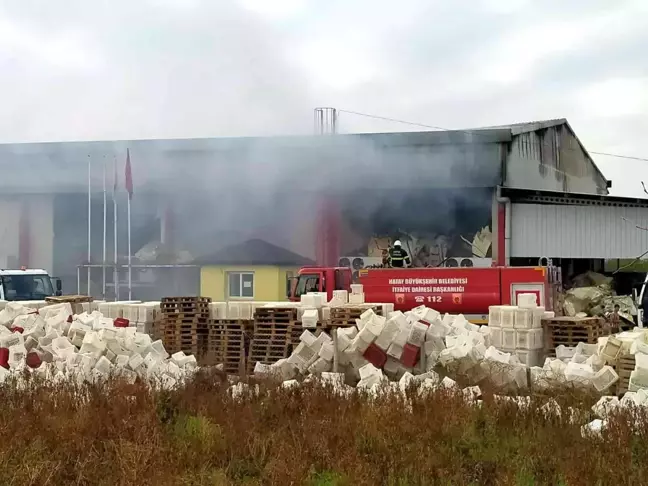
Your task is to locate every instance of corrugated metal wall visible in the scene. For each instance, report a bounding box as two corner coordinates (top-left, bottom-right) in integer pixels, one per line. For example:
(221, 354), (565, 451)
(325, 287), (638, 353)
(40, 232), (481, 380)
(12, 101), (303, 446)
(510, 203), (648, 258)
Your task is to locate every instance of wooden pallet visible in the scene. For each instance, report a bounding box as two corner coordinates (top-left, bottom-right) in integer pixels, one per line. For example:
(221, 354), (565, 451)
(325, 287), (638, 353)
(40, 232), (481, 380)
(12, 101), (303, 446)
(329, 305), (382, 327)
(161, 296), (211, 304)
(46, 295), (93, 304)
(207, 320), (248, 374)
(247, 321), (295, 372)
(161, 310), (210, 318)
(253, 321), (295, 338)
(543, 317), (607, 350)
(613, 354), (635, 396)
(162, 316), (210, 325)
(254, 307), (298, 323)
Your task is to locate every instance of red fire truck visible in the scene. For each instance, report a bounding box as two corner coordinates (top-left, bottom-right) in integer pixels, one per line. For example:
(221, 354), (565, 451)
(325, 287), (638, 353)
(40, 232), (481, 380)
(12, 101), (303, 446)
(289, 265), (562, 323)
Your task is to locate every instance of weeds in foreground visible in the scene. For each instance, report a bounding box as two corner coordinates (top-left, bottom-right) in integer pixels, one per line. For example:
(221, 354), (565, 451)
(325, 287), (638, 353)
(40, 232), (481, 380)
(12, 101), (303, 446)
(0, 370), (644, 485)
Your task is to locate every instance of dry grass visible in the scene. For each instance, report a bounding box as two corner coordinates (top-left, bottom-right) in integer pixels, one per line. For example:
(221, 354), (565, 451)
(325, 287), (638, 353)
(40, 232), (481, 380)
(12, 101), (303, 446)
(0, 370), (646, 486)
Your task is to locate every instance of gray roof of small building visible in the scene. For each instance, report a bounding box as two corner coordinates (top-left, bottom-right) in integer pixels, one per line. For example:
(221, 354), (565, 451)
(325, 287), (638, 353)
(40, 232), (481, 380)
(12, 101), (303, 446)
(194, 239), (314, 266)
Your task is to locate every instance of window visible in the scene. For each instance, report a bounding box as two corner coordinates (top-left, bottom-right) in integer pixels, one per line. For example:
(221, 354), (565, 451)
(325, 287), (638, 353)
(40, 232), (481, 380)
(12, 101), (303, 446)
(294, 274), (320, 298)
(228, 272), (254, 299)
(1, 275), (54, 301)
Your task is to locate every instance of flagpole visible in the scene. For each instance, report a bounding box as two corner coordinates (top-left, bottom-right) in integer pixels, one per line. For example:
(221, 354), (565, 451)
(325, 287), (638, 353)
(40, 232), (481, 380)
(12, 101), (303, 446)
(126, 148), (132, 300)
(127, 191), (132, 300)
(87, 154), (92, 296)
(102, 155), (107, 300)
(113, 156), (119, 301)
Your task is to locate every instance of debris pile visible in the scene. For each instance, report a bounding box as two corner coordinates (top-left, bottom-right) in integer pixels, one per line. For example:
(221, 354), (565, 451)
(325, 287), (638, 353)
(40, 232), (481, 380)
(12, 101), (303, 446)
(250, 289), (627, 396)
(0, 301), (197, 387)
(563, 271), (636, 322)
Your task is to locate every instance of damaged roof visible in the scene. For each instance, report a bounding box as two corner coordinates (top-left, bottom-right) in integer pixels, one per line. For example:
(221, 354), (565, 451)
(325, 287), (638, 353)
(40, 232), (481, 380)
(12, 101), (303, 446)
(194, 239), (314, 267)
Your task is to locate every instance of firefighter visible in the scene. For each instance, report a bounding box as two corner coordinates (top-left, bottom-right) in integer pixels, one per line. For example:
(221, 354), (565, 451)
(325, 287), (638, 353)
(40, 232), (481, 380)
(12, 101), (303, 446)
(388, 240), (412, 268)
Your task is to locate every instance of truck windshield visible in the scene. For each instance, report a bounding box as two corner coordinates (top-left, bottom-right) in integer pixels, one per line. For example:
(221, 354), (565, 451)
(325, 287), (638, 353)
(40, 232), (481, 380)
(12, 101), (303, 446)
(294, 274), (319, 297)
(1, 275), (54, 300)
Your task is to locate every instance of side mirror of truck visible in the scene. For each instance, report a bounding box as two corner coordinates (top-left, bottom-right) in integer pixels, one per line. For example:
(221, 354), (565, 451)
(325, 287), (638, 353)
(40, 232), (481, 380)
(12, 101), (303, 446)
(52, 277), (62, 295)
(286, 277), (296, 299)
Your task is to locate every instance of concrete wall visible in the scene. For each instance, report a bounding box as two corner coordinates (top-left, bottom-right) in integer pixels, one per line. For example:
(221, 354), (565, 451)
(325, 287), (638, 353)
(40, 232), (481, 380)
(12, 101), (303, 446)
(200, 265), (297, 301)
(505, 124), (608, 195)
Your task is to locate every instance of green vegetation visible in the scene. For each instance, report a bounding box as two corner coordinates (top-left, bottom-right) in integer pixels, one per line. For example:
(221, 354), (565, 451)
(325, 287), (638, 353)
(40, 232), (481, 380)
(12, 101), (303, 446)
(0, 370), (644, 485)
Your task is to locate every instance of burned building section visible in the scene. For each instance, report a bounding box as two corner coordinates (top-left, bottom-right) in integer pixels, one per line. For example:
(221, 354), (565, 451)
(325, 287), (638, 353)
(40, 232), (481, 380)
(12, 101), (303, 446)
(338, 188), (494, 268)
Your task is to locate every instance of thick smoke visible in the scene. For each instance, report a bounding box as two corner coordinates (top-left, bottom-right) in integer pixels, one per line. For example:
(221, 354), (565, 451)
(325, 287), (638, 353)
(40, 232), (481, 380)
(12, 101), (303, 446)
(0, 0), (502, 297)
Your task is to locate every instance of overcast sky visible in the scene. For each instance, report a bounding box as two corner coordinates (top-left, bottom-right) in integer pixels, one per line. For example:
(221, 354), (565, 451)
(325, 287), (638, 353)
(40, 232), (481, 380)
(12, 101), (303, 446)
(0, 0), (646, 196)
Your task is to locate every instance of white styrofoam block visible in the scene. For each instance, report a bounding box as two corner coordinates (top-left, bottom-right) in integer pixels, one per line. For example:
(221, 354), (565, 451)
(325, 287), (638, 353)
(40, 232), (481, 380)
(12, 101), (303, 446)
(374, 318), (400, 351)
(514, 308), (533, 330)
(351, 334), (371, 353)
(500, 306), (516, 328)
(515, 349), (544, 367)
(227, 302), (241, 319)
(426, 319), (450, 339)
(565, 362), (596, 384)
(387, 342), (404, 360)
(301, 309), (319, 329)
(413, 306), (440, 324)
(575, 342), (598, 357)
(556, 345), (577, 361)
(381, 303), (395, 316)
(630, 368), (648, 391)
(338, 326), (358, 340)
(635, 352), (648, 372)
(359, 308), (375, 323)
(392, 322), (412, 348)
(592, 366), (619, 392)
(349, 293), (365, 305)
(365, 314), (387, 337)
(318, 341), (335, 362)
(331, 290), (349, 305)
(515, 329), (543, 350)
(517, 293), (538, 308)
(388, 311), (408, 328)
(501, 328), (516, 349)
(336, 331), (352, 352)
(299, 330), (317, 347)
(350, 284), (363, 295)
(407, 322), (427, 347)
(359, 363), (382, 381)
(488, 306), (502, 327)
(484, 346), (511, 364)
(300, 294), (316, 307)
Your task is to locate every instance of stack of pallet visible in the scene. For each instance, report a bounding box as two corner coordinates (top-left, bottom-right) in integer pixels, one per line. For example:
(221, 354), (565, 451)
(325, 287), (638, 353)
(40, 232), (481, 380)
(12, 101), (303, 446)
(247, 307), (298, 372)
(206, 318), (249, 374)
(542, 316), (607, 357)
(159, 297), (211, 358)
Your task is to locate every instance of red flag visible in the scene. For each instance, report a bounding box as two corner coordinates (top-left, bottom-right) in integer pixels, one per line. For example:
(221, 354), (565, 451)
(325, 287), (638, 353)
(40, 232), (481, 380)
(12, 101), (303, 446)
(125, 148), (133, 199)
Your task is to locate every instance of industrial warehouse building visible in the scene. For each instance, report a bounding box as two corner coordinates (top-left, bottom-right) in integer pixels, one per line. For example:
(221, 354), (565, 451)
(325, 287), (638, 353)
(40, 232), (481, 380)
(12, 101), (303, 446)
(0, 117), (644, 299)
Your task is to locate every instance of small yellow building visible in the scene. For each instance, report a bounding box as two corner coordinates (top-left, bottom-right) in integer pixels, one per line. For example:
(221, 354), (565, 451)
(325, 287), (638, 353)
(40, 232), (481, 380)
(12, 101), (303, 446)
(197, 239), (314, 302)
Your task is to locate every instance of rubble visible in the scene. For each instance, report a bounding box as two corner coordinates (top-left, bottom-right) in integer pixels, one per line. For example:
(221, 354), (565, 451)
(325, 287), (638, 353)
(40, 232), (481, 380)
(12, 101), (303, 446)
(563, 271), (636, 321)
